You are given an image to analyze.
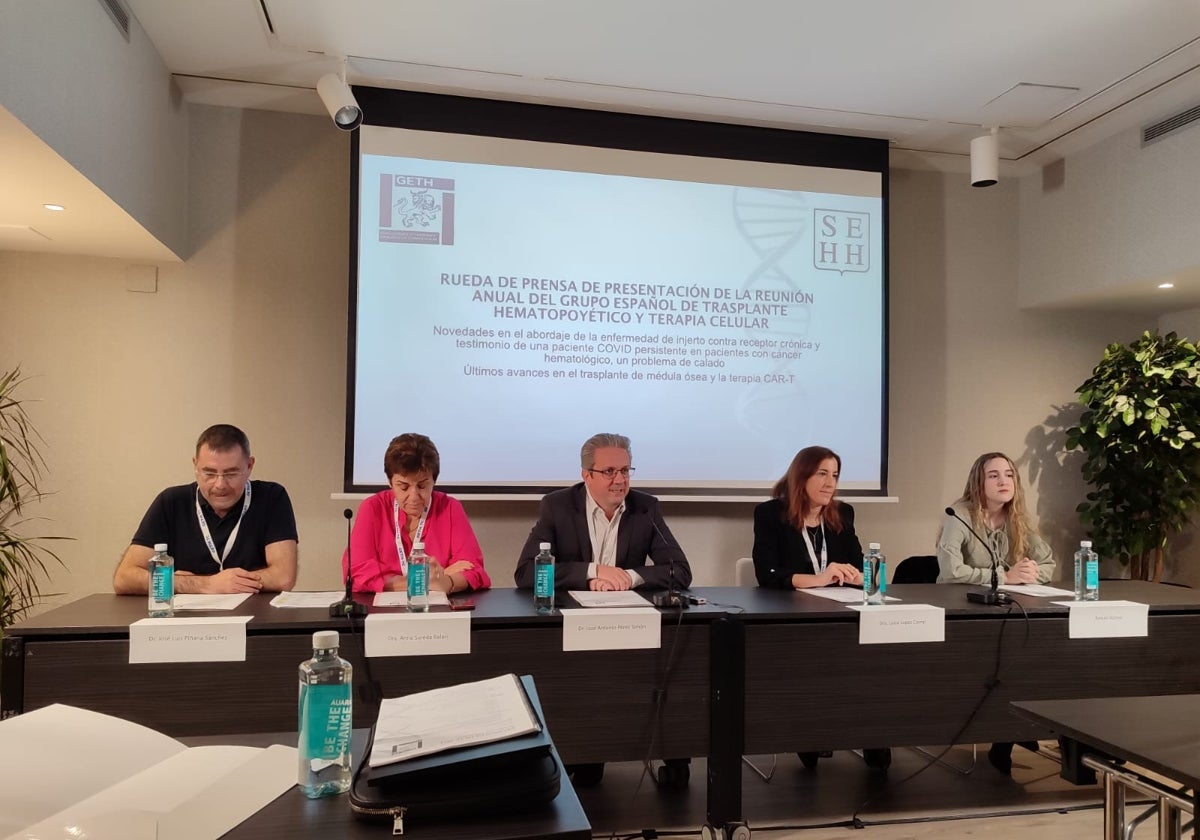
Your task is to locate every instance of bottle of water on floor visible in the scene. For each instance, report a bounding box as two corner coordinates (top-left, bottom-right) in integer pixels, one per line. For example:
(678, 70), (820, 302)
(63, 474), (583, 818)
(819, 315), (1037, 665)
(863, 543), (886, 605)
(407, 540), (429, 612)
(298, 630), (353, 798)
(1074, 540), (1099, 601)
(148, 543), (174, 617)
(534, 542), (555, 614)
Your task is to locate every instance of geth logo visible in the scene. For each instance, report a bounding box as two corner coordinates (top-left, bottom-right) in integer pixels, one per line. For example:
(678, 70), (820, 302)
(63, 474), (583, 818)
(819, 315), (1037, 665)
(813, 209), (869, 274)
(379, 174), (456, 245)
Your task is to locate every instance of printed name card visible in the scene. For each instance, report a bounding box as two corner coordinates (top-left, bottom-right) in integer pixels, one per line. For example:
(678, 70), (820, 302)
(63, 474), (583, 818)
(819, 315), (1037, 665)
(129, 616), (252, 663)
(1053, 600), (1149, 639)
(561, 607), (662, 651)
(365, 612), (471, 657)
(850, 603), (945, 645)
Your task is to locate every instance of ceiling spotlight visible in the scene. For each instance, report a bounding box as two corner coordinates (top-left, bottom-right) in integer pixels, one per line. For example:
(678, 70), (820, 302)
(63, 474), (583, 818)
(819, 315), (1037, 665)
(970, 128), (999, 188)
(1159, 282), (1175, 289)
(316, 60), (362, 131)
(43, 203), (65, 211)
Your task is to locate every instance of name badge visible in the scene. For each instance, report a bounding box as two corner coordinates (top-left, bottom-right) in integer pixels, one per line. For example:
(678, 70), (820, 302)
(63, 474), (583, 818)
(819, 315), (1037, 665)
(1054, 599), (1149, 638)
(850, 603), (946, 644)
(365, 612), (471, 657)
(129, 616), (251, 663)
(561, 607), (662, 651)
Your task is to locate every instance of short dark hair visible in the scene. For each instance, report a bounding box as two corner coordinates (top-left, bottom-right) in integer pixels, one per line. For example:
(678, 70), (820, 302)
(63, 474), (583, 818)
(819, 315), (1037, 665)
(195, 424), (251, 459)
(384, 433), (441, 481)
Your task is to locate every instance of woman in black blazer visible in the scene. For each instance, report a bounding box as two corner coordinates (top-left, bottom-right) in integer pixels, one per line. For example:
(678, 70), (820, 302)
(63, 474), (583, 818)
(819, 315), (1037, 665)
(753, 445), (864, 589)
(751, 446), (890, 772)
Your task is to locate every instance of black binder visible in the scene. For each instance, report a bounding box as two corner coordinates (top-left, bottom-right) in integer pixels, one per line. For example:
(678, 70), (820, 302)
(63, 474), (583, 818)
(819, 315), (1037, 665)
(350, 674), (561, 826)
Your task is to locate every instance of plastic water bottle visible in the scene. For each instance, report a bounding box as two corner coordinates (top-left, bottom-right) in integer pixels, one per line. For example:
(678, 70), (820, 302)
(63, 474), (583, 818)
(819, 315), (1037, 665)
(863, 542), (886, 605)
(1074, 540), (1100, 601)
(534, 542), (555, 614)
(148, 543), (174, 617)
(298, 630), (353, 798)
(407, 540), (429, 612)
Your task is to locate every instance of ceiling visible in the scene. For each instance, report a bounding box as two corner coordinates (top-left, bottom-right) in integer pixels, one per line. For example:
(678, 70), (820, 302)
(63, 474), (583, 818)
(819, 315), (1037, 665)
(3, 0), (1200, 270)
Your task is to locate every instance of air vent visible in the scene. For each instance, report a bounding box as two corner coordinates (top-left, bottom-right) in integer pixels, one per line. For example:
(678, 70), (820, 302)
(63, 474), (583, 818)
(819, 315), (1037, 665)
(1143, 103), (1200, 146)
(96, 0), (131, 40)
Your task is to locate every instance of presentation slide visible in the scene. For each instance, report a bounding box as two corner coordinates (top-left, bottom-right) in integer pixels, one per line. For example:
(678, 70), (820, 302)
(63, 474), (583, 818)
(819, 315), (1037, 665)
(350, 127), (885, 494)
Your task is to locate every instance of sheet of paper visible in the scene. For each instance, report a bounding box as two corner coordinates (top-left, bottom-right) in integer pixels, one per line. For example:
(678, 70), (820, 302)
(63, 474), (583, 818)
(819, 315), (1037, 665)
(8, 744), (296, 840)
(269, 590), (346, 608)
(372, 591), (450, 607)
(998, 583), (1075, 598)
(369, 674), (538, 768)
(1053, 599), (1150, 638)
(568, 590), (655, 608)
(365, 611), (471, 657)
(128, 616), (251, 664)
(849, 603), (946, 644)
(172, 593), (253, 611)
(804, 587), (898, 604)
(0, 705), (184, 838)
(560, 607), (662, 651)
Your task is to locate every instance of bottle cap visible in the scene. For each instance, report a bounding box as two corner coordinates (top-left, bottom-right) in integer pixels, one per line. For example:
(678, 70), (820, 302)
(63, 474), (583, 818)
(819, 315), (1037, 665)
(313, 630), (339, 649)
(154, 543), (168, 552)
(1081, 540), (1092, 548)
(539, 542), (551, 551)
(413, 540), (425, 550)
(868, 542), (881, 550)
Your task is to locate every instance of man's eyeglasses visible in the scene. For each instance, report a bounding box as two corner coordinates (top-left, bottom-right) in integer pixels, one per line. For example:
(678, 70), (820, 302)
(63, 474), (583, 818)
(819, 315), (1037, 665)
(586, 467), (635, 480)
(197, 468), (245, 483)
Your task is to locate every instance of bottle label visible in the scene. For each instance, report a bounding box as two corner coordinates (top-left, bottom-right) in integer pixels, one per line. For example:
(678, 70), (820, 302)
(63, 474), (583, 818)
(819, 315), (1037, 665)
(408, 565), (427, 598)
(151, 566), (173, 602)
(1086, 559), (1099, 589)
(299, 683), (352, 761)
(535, 563), (554, 598)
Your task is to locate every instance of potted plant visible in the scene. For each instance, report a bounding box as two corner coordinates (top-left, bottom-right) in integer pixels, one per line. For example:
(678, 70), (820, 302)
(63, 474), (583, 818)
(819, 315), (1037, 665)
(0, 368), (64, 627)
(1065, 331), (1200, 581)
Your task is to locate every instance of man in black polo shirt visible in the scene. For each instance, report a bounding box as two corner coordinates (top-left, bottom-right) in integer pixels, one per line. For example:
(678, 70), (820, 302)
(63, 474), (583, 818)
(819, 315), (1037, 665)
(113, 424), (298, 595)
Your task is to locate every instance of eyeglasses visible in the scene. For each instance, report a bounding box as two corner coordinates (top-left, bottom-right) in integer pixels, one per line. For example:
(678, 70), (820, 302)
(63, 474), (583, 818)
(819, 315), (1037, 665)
(197, 468), (245, 483)
(586, 467), (635, 480)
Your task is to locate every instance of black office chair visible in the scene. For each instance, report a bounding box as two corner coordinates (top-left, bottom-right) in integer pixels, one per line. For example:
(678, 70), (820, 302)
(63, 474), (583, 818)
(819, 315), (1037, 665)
(892, 555), (939, 583)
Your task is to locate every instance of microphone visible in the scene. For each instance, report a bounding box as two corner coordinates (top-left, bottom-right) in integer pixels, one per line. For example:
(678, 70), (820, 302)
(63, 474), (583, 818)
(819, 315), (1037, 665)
(649, 515), (688, 610)
(330, 508), (368, 617)
(944, 506), (1012, 606)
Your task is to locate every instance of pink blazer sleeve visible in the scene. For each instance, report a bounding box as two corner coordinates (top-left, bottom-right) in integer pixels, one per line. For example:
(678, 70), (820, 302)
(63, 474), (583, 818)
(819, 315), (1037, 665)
(435, 494), (491, 591)
(342, 492), (395, 593)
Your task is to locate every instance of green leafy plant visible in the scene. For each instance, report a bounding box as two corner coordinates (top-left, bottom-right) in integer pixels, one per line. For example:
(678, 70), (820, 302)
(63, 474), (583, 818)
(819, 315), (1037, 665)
(0, 368), (65, 626)
(1065, 331), (1200, 581)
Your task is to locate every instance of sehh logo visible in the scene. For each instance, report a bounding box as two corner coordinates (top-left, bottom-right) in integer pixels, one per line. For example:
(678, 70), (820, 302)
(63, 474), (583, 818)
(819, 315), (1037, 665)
(812, 209), (869, 274)
(379, 174), (456, 245)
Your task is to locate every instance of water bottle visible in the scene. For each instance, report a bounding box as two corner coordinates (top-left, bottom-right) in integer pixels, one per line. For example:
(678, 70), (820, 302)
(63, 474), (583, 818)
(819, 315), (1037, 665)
(298, 630), (353, 798)
(1074, 540), (1100, 601)
(148, 543), (174, 617)
(534, 542), (555, 614)
(863, 542), (886, 605)
(407, 540), (429, 612)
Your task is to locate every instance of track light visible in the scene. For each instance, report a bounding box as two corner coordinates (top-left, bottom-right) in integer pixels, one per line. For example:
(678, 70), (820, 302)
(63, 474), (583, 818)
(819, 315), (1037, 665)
(317, 62), (362, 131)
(970, 128), (999, 188)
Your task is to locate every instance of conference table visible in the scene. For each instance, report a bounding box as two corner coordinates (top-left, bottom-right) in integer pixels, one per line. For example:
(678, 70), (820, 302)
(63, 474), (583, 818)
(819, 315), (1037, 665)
(6, 581), (1200, 834)
(1014, 694), (1200, 839)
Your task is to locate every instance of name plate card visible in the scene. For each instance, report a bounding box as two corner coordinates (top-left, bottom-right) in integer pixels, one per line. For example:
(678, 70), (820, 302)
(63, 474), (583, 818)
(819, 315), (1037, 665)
(365, 612), (471, 657)
(1053, 600), (1149, 639)
(129, 616), (252, 663)
(850, 604), (946, 645)
(561, 607), (662, 651)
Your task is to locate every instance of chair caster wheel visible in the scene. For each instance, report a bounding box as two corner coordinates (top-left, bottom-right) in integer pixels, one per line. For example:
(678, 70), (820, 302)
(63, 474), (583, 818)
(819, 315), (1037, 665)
(701, 824), (725, 840)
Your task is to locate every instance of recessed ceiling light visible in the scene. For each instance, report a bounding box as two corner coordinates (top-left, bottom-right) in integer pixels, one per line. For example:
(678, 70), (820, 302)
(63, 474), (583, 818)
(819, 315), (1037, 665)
(1158, 282), (1175, 289)
(43, 203), (65, 211)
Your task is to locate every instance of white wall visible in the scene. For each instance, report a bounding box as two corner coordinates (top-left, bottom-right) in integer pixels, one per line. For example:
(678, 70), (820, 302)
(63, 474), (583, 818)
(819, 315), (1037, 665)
(0, 1), (188, 256)
(1, 104), (1160, 616)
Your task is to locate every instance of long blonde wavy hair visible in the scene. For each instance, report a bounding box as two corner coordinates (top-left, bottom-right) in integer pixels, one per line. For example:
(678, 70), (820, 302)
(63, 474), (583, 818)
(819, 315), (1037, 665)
(958, 452), (1037, 563)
